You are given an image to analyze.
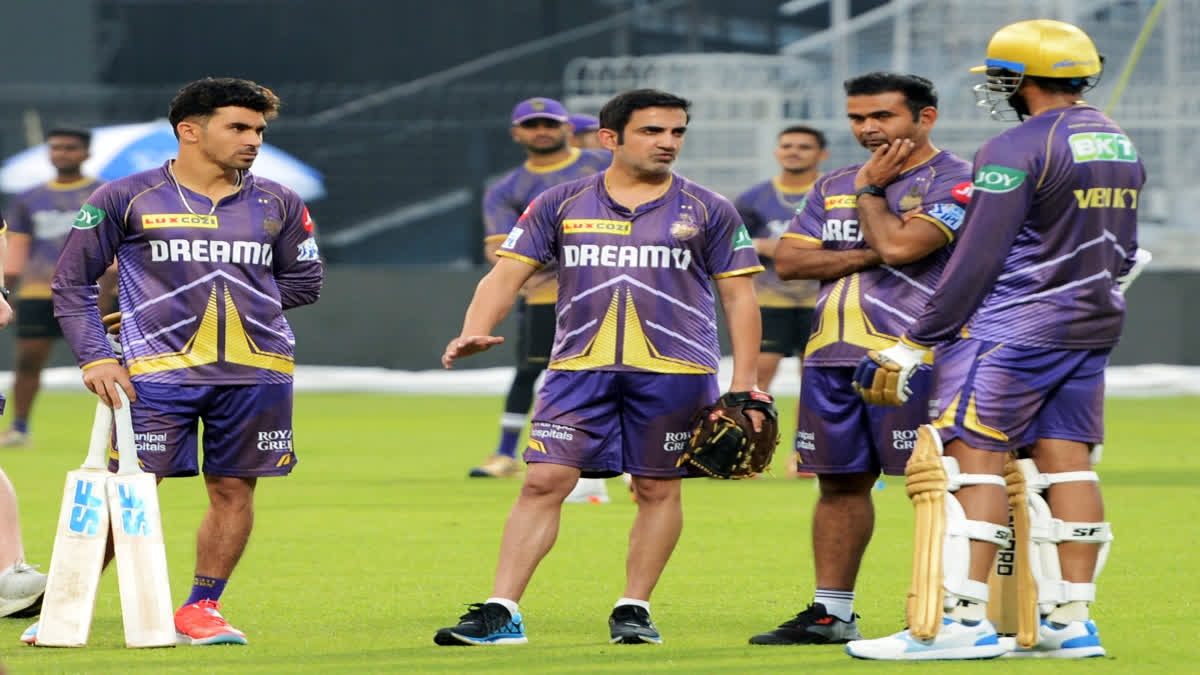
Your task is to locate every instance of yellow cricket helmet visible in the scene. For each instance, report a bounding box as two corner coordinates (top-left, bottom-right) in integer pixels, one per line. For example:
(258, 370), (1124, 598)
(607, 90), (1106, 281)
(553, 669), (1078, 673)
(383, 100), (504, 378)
(971, 19), (1101, 78)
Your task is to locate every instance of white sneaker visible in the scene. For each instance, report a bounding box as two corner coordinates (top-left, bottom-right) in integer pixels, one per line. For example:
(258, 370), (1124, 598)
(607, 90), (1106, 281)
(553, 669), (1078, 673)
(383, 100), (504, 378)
(0, 430), (31, 448)
(0, 561), (47, 618)
(564, 478), (610, 504)
(845, 617), (1007, 661)
(1001, 619), (1105, 658)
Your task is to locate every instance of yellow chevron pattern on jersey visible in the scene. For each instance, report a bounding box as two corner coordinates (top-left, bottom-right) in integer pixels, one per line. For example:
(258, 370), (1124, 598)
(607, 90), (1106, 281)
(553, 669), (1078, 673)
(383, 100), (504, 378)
(805, 273), (935, 364)
(127, 284), (221, 375)
(621, 291), (713, 374)
(549, 290), (620, 370)
(803, 277), (844, 357)
(127, 282), (294, 375)
(224, 288), (295, 374)
(549, 287), (713, 374)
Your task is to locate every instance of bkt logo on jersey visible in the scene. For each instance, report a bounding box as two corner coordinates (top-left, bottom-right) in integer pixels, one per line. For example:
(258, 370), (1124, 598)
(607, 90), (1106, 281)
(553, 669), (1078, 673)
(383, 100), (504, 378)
(562, 244), (692, 270)
(149, 239), (273, 266)
(116, 483), (151, 536)
(68, 479), (104, 535)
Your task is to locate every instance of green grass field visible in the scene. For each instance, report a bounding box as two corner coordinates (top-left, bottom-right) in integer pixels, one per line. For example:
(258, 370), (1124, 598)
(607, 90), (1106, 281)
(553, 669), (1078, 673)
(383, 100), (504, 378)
(1, 392), (1198, 673)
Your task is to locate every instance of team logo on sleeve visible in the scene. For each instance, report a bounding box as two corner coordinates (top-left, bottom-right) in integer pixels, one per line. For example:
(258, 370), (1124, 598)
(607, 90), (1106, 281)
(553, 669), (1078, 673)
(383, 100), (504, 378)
(973, 165), (1027, 194)
(732, 224), (754, 250)
(297, 237), (321, 261)
(924, 203), (967, 231)
(73, 204), (106, 229)
(502, 227), (525, 249)
(1068, 132), (1138, 163)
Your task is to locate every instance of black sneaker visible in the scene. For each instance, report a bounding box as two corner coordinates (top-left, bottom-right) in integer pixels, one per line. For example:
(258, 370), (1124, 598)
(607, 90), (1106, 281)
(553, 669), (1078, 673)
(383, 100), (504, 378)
(433, 602), (528, 646)
(608, 605), (662, 644)
(749, 602), (863, 645)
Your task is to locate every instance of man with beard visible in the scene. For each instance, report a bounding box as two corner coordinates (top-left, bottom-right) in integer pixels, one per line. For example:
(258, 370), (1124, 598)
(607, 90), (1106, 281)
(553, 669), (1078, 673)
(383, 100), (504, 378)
(748, 72), (972, 646)
(470, 98), (610, 508)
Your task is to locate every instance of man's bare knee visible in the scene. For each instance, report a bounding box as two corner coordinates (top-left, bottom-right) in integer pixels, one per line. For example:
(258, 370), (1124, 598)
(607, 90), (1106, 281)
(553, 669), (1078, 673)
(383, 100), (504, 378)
(630, 476), (681, 505)
(520, 463), (579, 500)
(204, 475), (256, 511)
(818, 472), (877, 497)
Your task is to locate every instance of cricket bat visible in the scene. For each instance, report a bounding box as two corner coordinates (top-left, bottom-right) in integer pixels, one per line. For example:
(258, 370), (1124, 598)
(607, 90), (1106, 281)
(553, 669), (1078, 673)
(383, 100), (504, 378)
(37, 400), (118, 647)
(106, 388), (176, 648)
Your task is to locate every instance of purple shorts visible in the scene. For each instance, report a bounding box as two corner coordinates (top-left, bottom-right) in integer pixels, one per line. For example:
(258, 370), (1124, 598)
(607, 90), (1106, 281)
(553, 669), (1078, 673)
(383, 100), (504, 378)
(795, 365), (932, 476)
(930, 339), (1108, 452)
(524, 369), (719, 478)
(109, 381), (297, 478)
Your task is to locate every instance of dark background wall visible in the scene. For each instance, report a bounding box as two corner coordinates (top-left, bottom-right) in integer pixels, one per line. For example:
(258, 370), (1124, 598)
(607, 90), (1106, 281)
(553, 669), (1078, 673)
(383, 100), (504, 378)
(3, 267), (1190, 372)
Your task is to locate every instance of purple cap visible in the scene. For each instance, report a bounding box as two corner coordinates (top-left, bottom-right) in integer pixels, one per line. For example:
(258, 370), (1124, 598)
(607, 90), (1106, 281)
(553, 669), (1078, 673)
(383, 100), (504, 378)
(511, 97), (569, 125)
(568, 113), (600, 133)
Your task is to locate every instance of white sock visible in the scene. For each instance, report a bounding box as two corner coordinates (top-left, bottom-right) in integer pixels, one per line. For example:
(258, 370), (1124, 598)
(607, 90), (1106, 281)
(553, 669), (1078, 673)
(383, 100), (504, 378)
(1047, 601), (1089, 624)
(948, 599), (988, 623)
(615, 597), (650, 612)
(814, 588), (855, 622)
(486, 597), (519, 618)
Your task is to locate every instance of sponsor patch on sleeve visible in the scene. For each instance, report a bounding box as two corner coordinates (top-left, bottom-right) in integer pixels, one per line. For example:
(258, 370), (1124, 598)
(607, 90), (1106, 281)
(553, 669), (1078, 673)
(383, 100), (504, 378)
(517, 200), (535, 223)
(302, 207), (315, 233)
(502, 227), (525, 249)
(924, 203), (966, 231)
(1068, 132), (1138, 163)
(951, 181), (973, 204)
(973, 165), (1027, 194)
(297, 237), (321, 262)
(73, 203), (106, 229)
(732, 224), (754, 250)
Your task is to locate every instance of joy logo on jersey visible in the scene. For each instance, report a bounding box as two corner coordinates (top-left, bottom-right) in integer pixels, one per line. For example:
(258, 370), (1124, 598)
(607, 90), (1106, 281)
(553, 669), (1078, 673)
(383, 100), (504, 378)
(973, 165), (1027, 194)
(116, 484), (151, 536)
(72, 204), (105, 229)
(68, 479), (104, 535)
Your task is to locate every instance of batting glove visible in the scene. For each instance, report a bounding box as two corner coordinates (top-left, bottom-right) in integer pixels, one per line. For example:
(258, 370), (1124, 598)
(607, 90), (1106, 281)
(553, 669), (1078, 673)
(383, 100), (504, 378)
(853, 340), (929, 406)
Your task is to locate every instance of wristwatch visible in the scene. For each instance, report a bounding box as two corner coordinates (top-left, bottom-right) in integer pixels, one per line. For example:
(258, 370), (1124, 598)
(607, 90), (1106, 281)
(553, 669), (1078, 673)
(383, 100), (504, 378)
(0, 285), (9, 300)
(855, 184), (888, 199)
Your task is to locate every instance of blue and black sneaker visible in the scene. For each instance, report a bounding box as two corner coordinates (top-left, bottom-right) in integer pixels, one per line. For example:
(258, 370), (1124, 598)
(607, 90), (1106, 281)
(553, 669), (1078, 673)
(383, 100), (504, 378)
(609, 605), (662, 644)
(434, 602), (527, 646)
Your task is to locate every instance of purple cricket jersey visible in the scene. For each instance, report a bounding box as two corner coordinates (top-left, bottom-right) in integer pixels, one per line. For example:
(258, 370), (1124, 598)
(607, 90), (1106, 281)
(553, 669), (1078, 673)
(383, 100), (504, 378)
(5, 178), (102, 299)
(905, 105), (1145, 349)
(734, 177), (820, 308)
(52, 161), (323, 385)
(782, 150), (973, 366)
(497, 171), (763, 374)
(483, 148), (610, 303)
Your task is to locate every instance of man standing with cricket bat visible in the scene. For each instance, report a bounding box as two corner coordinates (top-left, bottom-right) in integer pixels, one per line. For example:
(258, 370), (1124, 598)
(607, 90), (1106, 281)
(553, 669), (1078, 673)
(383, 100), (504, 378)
(33, 77), (323, 647)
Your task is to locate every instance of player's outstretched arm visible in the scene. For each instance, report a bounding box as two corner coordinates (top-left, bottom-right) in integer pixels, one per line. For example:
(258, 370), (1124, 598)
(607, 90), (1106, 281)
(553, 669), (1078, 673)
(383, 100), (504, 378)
(715, 274), (767, 432)
(775, 236), (882, 281)
(442, 257), (535, 369)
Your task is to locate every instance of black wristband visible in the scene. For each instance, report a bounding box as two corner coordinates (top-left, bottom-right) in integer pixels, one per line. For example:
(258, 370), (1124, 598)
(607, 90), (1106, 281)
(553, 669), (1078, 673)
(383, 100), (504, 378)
(855, 184), (888, 199)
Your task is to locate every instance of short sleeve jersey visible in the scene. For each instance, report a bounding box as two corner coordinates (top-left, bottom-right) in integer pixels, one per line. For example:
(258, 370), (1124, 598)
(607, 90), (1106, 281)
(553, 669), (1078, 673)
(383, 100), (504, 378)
(6, 178), (102, 299)
(783, 150), (973, 366)
(483, 148), (610, 303)
(734, 178), (819, 308)
(497, 171), (763, 374)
